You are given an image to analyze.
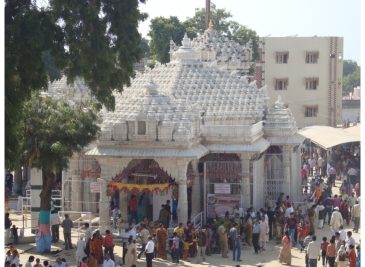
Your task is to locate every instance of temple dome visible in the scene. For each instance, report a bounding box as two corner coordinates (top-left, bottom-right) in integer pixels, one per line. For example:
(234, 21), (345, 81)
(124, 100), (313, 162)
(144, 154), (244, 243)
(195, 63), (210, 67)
(170, 34), (199, 63)
(264, 95), (298, 136)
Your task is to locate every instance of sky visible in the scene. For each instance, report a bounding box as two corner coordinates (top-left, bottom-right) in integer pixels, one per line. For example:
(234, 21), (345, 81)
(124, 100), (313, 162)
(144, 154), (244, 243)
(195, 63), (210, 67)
(138, 0), (361, 64)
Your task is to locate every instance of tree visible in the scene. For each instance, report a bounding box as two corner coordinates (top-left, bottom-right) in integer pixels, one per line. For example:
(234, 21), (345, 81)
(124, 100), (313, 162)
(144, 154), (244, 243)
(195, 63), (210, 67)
(21, 93), (100, 251)
(5, 0), (147, 168)
(140, 37), (151, 58)
(184, 4), (232, 36)
(343, 60), (358, 77)
(342, 60), (360, 96)
(148, 16), (186, 63)
(229, 21), (260, 60)
(148, 4), (260, 63)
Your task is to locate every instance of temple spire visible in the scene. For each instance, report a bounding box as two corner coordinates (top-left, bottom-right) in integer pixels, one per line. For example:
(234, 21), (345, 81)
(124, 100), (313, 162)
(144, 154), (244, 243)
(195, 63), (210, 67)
(205, 0), (211, 30)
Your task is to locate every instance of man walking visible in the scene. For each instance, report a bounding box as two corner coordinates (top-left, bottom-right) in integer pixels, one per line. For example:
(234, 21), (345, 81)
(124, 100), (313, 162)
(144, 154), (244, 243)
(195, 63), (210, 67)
(145, 236), (155, 267)
(196, 227), (208, 263)
(252, 219), (261, 254)
(61, 214), (73, 249)
(229, 223), (241, 261)
(138, 223), (151, 259)
(306, 235), (321, 267)
(50, 212), (61, 243)
(351, 201), (360, 233)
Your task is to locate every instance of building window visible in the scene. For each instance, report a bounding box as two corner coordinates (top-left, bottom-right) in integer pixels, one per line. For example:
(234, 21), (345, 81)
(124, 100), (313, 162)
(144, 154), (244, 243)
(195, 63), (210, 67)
(276, 52), (289, 63)
(305, 78), (319, 90)
(306, 51), (319, 63)
(137, 121), (146, 135)
(275, 79), (288, 90)
(304, 106), (318, 117)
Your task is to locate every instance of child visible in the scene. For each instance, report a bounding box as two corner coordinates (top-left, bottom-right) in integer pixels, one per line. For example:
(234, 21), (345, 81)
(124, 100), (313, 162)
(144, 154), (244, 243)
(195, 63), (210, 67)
(181, 238), (193, 261)
(320, 237), (329, 267)
(11, 225), (18, 244)
(297, 219), (307, 251)
(80, 257), (88, 267)
(33, 258), (42, 267)
(171, 232), (180, 263)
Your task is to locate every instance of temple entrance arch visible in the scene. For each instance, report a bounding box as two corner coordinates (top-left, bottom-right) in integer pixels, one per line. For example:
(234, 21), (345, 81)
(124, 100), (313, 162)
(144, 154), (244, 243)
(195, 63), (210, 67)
(264, 146), (284, 205)
(199, 153), (242, 221)
(109, 159), (177, 224)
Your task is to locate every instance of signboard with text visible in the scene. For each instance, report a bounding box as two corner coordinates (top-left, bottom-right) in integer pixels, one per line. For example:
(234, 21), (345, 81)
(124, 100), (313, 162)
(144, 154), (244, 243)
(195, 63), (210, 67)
(214, 183), (231, 194)
(90, 182), (101, 193)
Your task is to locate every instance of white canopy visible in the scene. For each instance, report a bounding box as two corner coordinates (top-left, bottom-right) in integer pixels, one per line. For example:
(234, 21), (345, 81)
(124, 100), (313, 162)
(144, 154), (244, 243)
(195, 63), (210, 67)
(298, 125), (360, 149)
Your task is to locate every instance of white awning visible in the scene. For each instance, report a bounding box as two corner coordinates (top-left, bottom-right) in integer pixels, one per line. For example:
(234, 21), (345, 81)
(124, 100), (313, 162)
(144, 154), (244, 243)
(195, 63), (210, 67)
(298, 125), (360, 149)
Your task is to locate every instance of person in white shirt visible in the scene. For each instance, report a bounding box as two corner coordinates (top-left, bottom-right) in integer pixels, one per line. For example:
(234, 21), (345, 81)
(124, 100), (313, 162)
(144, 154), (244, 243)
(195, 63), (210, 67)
(284, 204), (294, 219)
(306, 235), (321, 267)
(53, 258), (64, 267)
(346, 231), (356, 251)
(145, 236), (155, 267)
(102, 253), (115, 267)
(25, 256), (35, 267)
(338, 226), (346, 242)
(75, 234), (87, 266)
(137, 223), (151, 259)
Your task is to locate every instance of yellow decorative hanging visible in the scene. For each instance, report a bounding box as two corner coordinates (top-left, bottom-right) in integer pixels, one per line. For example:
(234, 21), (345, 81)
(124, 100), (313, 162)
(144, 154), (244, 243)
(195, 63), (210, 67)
(109, 182), (170, 194)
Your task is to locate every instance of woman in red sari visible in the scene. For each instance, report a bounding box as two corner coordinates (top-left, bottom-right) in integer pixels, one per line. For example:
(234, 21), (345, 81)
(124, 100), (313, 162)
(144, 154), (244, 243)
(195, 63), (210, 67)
(156, 223), (168, 259)
(278, 230), (292, 265)
(89, 231), (104, 264)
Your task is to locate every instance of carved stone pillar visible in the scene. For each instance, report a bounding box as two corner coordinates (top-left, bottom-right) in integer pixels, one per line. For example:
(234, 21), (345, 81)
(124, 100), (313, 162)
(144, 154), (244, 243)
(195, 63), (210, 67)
(240, 154), (251, 210)
(283, 146), (292, 196)
(190, 160), (201, 217)
(70, 154), (82, 213)
(176, 160), (189, 222)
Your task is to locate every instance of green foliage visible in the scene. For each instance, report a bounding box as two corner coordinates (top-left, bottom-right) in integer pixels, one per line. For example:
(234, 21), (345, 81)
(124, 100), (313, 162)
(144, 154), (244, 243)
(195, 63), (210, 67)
(343, 60), (358, 77)
(229, 22), (260, 60)
(20, 93), (100, 171)
(184, 4), (232, 35)
(149, 16), (186, 63)
(140, 38), (151, 57)
(343, 65), (360, 96)
(5, 0), (146, 168)
(342, 60), (360, 96)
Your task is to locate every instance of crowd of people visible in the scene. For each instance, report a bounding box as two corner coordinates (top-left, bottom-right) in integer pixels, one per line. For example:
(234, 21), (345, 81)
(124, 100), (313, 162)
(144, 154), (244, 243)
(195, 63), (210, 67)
(5, 246), (70, 267)
(4, 144), (360, 267)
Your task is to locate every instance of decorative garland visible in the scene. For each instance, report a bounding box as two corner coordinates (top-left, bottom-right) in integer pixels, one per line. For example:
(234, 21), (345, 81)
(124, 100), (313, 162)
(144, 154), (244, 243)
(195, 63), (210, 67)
(109, 182), (171, 193)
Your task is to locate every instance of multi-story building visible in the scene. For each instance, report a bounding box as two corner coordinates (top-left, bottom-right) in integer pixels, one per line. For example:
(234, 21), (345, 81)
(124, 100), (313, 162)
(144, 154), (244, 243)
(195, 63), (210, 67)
(256, 37), (343, 128)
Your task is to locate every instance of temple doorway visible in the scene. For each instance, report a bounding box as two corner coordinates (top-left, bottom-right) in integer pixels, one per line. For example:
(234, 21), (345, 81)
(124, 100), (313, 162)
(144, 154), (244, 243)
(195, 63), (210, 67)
(199, 153), (243, 221)
(264, 146), (284, 206)
(109, 159), (176, 224)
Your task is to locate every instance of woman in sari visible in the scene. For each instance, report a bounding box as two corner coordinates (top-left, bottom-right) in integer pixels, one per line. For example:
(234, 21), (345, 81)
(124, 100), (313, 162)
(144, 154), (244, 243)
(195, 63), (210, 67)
(278, 230), (292, 265)
(156, 223), (168, 259)
(125, 236), (137, 267)
(89, 231), (103, 264)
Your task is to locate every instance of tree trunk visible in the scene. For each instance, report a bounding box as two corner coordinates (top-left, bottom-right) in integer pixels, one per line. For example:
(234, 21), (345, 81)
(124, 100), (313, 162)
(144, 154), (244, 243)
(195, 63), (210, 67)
(40, 169), (55, 210)
(36, 169), (55, 253)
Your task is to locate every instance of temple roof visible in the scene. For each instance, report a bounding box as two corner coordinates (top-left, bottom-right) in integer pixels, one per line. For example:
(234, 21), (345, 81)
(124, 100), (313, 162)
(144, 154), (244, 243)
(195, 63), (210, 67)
(264, 96), (301, 141)
(101, 34), (267, 129)
(46, 76), (92, 104)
